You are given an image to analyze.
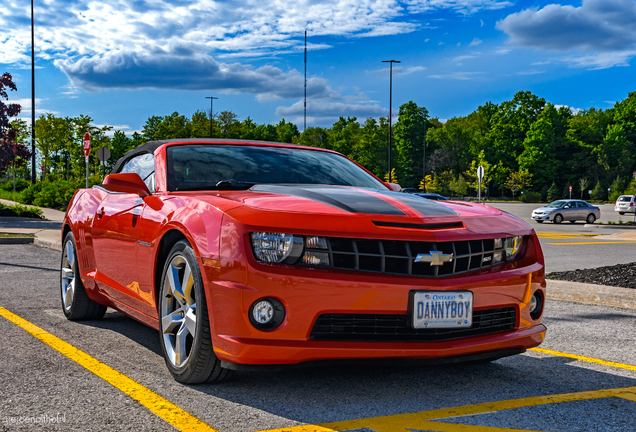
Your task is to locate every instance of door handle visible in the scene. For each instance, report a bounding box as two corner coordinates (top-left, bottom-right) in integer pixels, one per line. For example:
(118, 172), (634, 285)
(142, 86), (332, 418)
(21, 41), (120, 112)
(96, 207), (105, 219)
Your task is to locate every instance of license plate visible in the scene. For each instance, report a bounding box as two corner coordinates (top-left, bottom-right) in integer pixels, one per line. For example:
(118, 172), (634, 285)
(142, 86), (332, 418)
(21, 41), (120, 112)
(412, 291), (473, 329)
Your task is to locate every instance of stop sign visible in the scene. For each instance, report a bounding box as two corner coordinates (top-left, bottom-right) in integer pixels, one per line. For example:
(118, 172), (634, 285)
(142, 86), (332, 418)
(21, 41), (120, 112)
(83, 133), (91, 157)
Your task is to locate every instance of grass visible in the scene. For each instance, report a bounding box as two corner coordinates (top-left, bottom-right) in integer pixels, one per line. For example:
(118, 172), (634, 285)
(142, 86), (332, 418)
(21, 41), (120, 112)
(0, 233), (35, 238)
(0, 190), (25, 203)
(0, 202), (44, 219)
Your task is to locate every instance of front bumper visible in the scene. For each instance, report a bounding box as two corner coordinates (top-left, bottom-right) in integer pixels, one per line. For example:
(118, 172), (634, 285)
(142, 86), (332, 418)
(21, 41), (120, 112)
(203, 261), (546, 366)
(532, 213), (552, 221)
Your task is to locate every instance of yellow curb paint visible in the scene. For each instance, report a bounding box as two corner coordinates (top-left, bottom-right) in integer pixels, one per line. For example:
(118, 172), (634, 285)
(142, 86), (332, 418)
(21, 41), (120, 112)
(529, 347), (636, 372)
(547, 241), (636, 245)
(0, 307), (219, 432)
(254, 386), (636, 432)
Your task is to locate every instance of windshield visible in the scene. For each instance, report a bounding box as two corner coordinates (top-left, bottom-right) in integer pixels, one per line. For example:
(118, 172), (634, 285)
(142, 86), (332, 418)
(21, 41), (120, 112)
(618, 196), (632, 202)
(166, 144), (388, 191)
(546, 200), (566, 208)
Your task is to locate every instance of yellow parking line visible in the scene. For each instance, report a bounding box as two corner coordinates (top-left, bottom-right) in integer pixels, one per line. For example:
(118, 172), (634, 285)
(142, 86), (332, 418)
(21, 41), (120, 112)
(256, 348), (636, 432)
(547, 241), (636, 245)
(529, 347), (636, 372)
(0, 307), (219, 432)
(255, 386), (636, 432)
(537, 233), (601, 236)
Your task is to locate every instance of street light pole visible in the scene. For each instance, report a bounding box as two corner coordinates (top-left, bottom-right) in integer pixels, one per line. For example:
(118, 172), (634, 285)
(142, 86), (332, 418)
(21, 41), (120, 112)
(31, 0), (36, 183)
(382, 60), (400, 183)
(205, 96), (218, 138)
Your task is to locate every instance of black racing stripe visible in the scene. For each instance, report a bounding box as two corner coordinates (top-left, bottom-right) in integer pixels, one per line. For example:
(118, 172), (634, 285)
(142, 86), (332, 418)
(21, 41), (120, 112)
(373, 221), (463, 230)
(250, 185), (405, 215)
(376, 191), (458, 216)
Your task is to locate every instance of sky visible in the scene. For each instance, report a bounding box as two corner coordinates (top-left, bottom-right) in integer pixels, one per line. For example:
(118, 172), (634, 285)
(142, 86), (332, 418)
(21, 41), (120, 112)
(2, 0), (636, 134)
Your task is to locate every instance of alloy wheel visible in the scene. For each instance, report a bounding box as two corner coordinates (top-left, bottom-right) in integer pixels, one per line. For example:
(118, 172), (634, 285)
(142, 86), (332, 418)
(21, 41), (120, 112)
(61, 239), (76, 312)
(161, 255), (197, 368)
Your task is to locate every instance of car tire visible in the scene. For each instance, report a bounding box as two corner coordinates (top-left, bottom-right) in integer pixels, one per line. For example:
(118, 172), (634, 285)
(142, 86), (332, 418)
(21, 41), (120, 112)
(619, 212), (625, 215)
(553, 214), (563, 224)
(61, 231), (107, 321)
(586, 214), (596, 224)
(535, 220), (543, 224)
(158, 240), (231, 384)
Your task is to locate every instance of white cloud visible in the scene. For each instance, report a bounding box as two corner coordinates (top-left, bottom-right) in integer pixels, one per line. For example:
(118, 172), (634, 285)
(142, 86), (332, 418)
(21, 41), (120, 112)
(275, 99), (388, 120)
(404, 0), (513, 15)
(563, 50), (636, 70)
(497, 0), (636, 69)
(517, 69), (546, 75)
(367, 65), (426, 75)
(495, 48), (511, 54)
(429, 71), (483, 80)
(452, 53), (480, 63)
(469, 38), (482, 46)
(531, 61), (551, 65)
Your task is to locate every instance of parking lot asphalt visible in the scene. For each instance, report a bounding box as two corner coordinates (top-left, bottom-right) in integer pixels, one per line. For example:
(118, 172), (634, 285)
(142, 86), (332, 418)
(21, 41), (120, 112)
(1, 244), (635, 432)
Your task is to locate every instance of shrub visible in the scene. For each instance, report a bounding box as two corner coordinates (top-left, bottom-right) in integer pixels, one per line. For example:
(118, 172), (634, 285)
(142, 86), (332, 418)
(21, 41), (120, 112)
(0, 202), (43, 219)
(591, 181), (605, 201)
(32, 180), (79, 209)
(546, 182), (559, 202)
(520, 191), (541, 203)
(0, 178), (30, 192)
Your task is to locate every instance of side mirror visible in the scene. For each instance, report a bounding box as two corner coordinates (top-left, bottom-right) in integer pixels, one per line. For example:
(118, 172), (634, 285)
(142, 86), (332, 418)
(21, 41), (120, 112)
(563, 205), (569, 209)
(102, 173), (150, 197)
(387, 182), (402, 192)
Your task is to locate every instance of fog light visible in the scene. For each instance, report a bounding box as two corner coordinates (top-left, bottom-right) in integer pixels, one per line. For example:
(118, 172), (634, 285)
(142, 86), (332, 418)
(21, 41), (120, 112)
(529, 291), (543, 320)
(493, 250), (505, 264)
(252, 300), (273, 324)
(302, 251), (330, 266)
(249, 297), (286, 330)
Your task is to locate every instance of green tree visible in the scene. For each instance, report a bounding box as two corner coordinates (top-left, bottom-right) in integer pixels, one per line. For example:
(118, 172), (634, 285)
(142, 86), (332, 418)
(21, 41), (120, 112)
(547, 182), (559, 201)
(505, 169), (533, 200)
(454, 174), (468, 196)
(579, 177), (590, 199)
(275, 119), (299, 143)
(591, 181), (605, 201)
(394, 101), (428, 188)
(517, 104), (561, 191)
(464, 150), (491, 194)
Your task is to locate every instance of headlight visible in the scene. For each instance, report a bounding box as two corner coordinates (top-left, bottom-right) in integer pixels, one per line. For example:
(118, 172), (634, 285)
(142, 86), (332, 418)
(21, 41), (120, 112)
(505, 236), (523, 260)
(250, 232), (304, 263)
(493, 236), (523, 264)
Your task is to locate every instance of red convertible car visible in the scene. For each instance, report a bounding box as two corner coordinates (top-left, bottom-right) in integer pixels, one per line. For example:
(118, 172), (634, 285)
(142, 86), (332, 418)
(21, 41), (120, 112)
(61, 139), (546, 384)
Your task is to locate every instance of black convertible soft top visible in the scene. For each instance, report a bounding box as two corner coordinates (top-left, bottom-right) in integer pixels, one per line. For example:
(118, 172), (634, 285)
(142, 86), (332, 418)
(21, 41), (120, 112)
(110, 138), (307, 174)
(110, 140), (164, 174)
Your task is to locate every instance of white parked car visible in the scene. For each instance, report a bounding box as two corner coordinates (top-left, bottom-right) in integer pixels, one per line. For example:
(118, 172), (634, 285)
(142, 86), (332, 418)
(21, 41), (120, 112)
(615, 195), (636, 215)
(532, 200), (601, 224)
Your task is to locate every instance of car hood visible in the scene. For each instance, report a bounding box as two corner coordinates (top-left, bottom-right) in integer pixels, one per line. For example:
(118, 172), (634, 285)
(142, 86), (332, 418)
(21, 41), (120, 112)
(210, 185), (501, 217)
(175, 185), (533, 237)
(533, 206), (559, 212)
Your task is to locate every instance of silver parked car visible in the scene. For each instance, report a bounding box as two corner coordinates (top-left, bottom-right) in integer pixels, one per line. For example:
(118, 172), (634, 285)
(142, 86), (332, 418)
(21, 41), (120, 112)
(532, 200), (601, 224)
(614, 195), (636, 215)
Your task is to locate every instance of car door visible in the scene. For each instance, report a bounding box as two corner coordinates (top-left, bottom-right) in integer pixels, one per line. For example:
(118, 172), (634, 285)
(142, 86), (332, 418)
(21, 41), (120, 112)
(91, 153), (156, 312)
(576, 201), (589, 220)
(562, 201), (577, 220)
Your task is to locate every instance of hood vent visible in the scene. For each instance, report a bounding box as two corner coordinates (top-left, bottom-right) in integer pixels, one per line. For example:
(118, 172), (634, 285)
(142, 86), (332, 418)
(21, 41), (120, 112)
(372, 221), (464, 230)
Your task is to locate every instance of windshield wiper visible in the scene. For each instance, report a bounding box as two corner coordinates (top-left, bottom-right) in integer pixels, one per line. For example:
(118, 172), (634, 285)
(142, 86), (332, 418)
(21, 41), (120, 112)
(214, 179), (257, 190)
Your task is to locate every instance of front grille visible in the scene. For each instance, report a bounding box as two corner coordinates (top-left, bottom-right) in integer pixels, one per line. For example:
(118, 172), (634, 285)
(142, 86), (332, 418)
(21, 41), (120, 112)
(310, 307), (516, 342)
(308, 237), (505, 277)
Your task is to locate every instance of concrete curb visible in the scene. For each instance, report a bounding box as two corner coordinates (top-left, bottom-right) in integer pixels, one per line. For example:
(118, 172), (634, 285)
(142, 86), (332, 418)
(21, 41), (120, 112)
(584, 224), (636, 230)
(0, 237), (34, 245)
(33, 231), (62, 252)
(546, 279), (636, 311)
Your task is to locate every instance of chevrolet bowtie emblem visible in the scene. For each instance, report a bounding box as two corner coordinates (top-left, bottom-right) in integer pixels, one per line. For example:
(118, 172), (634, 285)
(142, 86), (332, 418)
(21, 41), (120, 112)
(414, 251), (453, 266)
